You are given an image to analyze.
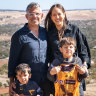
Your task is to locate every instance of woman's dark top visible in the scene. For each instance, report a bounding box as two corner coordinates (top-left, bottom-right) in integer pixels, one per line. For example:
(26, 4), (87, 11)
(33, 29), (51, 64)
(47, 22), (91, 69)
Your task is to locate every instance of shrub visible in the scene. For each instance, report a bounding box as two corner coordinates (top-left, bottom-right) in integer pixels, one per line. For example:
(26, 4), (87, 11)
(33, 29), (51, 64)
(0, 64), (8, 75)
(0, 82), (2, 87)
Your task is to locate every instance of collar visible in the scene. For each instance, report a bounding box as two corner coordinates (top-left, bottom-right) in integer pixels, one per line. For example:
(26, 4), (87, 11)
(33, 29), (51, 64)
(65, 22), (73, 31)
(58, 54), (77, 64)
(52, 22), (73, 34)
(23, 23), (41, 35)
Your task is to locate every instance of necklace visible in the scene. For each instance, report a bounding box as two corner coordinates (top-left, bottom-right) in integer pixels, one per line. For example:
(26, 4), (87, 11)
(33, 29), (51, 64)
(58, 26), (65, 41)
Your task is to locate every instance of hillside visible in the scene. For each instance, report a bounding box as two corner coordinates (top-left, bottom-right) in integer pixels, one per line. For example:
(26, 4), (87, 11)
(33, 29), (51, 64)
(0, 10), (96, 47)
(0, 10), (96, 95)
(0, 10), (96, 25)
(0, 10), (96, 59)
(0, 9), (96, 57)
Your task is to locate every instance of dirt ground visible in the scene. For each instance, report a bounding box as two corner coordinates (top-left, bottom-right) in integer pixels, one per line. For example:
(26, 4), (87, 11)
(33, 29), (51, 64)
(0, 87), (9, 95)
(0, 35), (11, 41)
(84, 83), (96, 96)
(0, 58), (8, 66)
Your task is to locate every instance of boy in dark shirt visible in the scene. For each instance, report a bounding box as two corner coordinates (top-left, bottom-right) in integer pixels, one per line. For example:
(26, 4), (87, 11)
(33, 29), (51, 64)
(13, 63), (43, 96)
(48, 37), (88, 96)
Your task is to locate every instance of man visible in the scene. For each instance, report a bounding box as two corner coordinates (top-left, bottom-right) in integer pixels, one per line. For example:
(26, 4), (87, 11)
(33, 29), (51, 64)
(8, 2), (51, 96)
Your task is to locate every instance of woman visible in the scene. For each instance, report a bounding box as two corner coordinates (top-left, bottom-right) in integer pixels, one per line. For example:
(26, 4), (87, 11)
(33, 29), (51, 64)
(45, 4), (91, 68)
(45, 3), (91, 95)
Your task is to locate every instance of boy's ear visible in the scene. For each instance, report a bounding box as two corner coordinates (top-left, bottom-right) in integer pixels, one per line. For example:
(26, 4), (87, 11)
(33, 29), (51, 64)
(59, 47), (62, 53)
(29, 74), (31, 78)
(16, 75), (19, 80)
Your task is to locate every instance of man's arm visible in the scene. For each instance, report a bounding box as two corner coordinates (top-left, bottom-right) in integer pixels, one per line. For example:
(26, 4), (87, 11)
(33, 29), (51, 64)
(9, 76), (16, 96)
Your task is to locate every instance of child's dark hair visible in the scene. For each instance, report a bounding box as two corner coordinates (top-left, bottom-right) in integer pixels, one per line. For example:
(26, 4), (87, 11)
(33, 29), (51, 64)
(15, 63), (31, 75)
(59, 37), (76, 48)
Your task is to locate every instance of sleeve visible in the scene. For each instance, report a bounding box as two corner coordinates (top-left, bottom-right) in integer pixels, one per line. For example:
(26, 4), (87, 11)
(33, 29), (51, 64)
(8, 32), (23, 77)
(33, 82), (43, 96)
(76, 56), (83, 67)
(75, 27), (91, 69)
(36, 87), (43, 96)
(76, 57), (88, 80)
(47, 59), (60, 82)
(12, 82), (22, 94)
(47, 32), (55, 63)
(81, 33), (91, 69)
(78, 72), (88, 81)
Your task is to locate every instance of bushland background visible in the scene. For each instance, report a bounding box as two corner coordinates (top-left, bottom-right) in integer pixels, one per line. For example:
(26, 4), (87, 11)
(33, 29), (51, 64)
(0, 9), (96, 96)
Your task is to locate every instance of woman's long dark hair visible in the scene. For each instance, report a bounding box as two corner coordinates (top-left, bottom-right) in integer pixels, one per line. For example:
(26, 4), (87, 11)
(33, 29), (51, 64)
(44, 4), (68, 32)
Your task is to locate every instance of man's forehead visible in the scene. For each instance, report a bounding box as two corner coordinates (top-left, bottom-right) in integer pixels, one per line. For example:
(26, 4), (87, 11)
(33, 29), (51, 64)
(28, 7), (42, 13)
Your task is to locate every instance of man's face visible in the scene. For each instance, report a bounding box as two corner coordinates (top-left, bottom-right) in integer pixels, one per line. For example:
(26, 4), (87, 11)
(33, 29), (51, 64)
(26, 7), (43, 26)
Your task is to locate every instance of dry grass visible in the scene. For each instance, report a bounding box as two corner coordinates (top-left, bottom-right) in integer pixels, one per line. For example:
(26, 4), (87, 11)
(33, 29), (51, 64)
(0, 11), (26, 25)
(0, 10), (96, 25)
(66, 10), (96, 20)
(0, 36), (11, 41)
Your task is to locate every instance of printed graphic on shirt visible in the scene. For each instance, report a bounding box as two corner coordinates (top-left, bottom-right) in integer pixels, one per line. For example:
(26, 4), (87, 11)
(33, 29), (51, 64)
(29, 89), (35, 95)
(54, 63), (80, 96)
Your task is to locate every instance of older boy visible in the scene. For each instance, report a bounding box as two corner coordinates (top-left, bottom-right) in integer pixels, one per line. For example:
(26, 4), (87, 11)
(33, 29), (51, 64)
(48, 37), (88, 96)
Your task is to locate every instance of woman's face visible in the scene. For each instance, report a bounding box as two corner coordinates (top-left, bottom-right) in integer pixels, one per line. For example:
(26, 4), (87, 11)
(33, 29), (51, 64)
(51, 7), (65, 29)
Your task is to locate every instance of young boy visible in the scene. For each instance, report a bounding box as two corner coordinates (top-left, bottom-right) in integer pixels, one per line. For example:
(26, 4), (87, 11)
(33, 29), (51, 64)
(48, 37), (88, 96)
(13, 63), (43, 96)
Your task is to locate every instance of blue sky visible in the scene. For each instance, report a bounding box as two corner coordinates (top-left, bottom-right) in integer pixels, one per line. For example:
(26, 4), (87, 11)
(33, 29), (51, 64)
(0, 0), (96, 10)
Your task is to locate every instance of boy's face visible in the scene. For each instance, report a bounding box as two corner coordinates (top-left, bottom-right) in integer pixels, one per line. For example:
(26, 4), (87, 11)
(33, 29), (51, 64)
(16, 70), (31, 84)
(60, 44), (75, 59)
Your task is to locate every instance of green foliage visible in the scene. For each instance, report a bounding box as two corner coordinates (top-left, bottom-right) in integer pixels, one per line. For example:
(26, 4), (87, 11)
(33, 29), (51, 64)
(0, 24), (23, 59)
(91, 49), (96, 61)
(71, 19), (96, 48)
(1, 94), (7, 96)
(0, 20), (96, 59)
(86, 63), (96, 84)
(0, 41), (10, 59)
(0, 82), (2, 87)
(0, 64), (8, 75)
(0, 24), (23, 36)
(6, 80), (10, 86)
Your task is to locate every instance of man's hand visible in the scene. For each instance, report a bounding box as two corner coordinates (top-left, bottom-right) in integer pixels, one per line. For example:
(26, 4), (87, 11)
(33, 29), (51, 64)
(9, 77), (16, 96)
(13, 94), (19, 96)
(14, 94), (24, 96)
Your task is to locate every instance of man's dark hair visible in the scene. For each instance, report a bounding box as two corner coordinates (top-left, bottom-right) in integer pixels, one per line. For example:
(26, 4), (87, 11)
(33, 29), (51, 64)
(26, 2), (40, 12)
